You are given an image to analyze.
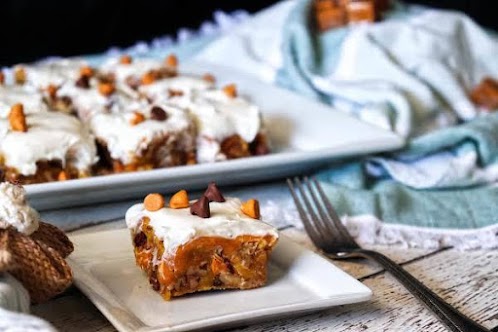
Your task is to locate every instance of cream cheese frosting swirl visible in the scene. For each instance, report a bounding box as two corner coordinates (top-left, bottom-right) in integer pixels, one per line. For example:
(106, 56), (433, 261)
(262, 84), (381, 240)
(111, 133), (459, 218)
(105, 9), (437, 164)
(0, 182), (39, 235)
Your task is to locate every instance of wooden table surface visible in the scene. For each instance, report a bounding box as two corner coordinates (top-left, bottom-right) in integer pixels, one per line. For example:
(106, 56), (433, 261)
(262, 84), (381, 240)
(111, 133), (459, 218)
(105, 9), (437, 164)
(31, 220), (498, 332)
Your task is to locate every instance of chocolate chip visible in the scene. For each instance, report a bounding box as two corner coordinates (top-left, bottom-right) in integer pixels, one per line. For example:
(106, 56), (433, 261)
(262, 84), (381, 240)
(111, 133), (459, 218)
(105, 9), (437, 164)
(190, 195), (210, 218)
(0, 169), (5, 182)
(150, 106), (168, 121)
(149, 271), (160, 291)
(133, 231), (147, 247)
(60, 96), (72, 106)
(213, 275), (223, 287)
(75, 75), (90, 89)
(204, 182), (225, 202)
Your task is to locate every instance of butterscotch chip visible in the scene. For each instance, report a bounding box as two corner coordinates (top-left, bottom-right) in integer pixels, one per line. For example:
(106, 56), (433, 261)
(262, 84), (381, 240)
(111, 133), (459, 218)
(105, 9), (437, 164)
(222, 84), (237, 98)
(169, 190), (189, 209)
(57, 171), (69, 181)
(0, 71), (5, 85)
(241, 199), (260, 219)
(46, 84), (58, 99)
(144, 193), (165, 211)
(120, 55), (133, 65)
(316, 6), (347, 31)
(98, 82), (115, 96)
(165, 54), (178, 68)
(14, 67), (26, 84)
(80, 66), (94, 78)
(347, 0), (375, 23)
(168, 89), (184, 98)
(9, 103), (28, 132)
(470, 77), (498, 110)
(141, 72), (156, 85)
(203, 73), (216, 84)
(130, 111), (145, 126)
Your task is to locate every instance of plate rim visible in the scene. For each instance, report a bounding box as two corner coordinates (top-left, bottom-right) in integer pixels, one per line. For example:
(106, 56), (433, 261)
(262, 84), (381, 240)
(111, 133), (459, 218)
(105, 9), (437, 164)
(68, 229), (372, 332)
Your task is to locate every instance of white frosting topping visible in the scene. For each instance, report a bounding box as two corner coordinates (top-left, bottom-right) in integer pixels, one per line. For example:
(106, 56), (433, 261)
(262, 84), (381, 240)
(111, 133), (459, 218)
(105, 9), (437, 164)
(0, 182), (39, 235)
(125, 197), (278, 255)
(138, 75), (213, 101)
(101, 58), (163, 82)
(18, 58), (87, 88)
(0, 111), (98, 175)
(0, 86), (48, 117)
(164, 89), (261, 163)
(89, 102), (192, 164)
(57, 82), (131, 122)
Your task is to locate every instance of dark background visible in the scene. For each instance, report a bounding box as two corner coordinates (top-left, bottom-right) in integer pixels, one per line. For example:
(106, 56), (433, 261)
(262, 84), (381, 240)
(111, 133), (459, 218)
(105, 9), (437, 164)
(0, 0), (496, 66)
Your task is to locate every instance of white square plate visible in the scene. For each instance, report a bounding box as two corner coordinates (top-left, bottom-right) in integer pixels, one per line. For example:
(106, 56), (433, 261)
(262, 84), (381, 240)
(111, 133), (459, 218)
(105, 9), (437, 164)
(26, 61), (403, 210)
(68, 228), (372, 332)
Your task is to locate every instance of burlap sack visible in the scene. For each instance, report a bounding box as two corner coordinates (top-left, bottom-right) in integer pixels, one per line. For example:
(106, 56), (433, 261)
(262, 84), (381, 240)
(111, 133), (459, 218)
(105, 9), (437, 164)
(0, 222), (73, 304)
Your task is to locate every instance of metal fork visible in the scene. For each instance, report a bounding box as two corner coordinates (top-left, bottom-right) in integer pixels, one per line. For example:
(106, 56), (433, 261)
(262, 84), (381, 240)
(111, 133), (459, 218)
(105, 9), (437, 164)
(287, 176), (489, 332)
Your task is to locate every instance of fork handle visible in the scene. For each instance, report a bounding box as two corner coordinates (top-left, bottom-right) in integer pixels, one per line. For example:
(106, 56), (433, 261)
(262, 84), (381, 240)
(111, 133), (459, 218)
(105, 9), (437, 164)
(356, 249), (489, 332)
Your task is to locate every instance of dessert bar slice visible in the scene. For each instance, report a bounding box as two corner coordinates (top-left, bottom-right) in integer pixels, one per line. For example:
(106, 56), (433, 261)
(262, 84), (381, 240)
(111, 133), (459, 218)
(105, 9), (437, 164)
(89, 102), (196, 172)
(162, 84), (270, 163)
(0, 103), (98, 183)
(125, 183), (278, 300)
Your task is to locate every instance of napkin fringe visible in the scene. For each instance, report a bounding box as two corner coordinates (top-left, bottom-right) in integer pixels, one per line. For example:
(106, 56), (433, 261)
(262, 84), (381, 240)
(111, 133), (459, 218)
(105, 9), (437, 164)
(343, 215), (498, 250)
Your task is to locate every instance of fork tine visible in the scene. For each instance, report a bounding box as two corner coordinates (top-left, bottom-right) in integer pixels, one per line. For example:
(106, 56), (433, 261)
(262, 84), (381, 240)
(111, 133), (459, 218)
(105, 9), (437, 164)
(311, 177), (358, 246)
(286, 178), (326, 249)
(303, 176), (340, 241)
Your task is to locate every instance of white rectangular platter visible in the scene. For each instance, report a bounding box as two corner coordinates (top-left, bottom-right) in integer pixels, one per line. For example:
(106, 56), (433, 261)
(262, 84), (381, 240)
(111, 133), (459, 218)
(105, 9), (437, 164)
(26, 61), (404, 210)
(68, 229), (372, 332)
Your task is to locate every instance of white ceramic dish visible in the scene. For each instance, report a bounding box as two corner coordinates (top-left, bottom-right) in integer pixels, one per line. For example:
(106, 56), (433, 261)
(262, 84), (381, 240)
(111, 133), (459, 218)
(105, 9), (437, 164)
(68, 228), (372, 332)
(25, 61), (404, 210)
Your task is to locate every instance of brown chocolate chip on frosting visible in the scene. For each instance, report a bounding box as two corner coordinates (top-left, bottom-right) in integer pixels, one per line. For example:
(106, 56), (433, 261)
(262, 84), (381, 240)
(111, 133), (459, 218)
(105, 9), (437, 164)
(204, 182), (225, 202)
(75, 75), (90, 89)
(150, 106), (168, 121)
(190, 195), (210, 218)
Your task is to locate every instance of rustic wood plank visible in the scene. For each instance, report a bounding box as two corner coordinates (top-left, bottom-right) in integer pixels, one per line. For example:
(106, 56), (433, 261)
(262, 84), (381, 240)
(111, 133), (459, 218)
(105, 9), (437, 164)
(31, 291), (116, 332)
(229, 249), (498, 332)
(280, 227), (441, 279)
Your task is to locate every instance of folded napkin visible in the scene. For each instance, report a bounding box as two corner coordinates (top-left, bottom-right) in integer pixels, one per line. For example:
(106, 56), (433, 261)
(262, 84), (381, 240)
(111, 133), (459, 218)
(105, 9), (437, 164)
(186, 0), (498, 249)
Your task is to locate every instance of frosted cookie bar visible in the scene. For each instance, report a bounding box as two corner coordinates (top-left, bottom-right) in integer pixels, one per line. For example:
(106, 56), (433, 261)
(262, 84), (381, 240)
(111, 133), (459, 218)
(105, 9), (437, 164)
(125, 183), (278, 300)
(0, 103), (97, 183)
(163, 84), (269, 163)
(89, 102), (196, 173)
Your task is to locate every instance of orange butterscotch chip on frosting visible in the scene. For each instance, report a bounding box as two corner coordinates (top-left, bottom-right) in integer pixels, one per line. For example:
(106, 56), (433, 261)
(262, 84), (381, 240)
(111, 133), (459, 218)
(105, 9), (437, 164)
(141, 72), (156, 85)
(98, 82), (115, 96)
(14, 67), (26, 84)
(203, 73), (216, 84)
(9, 103), (28, 132)
(169, 190), (189, 209)
(165, 54), (178, 68)
(120, 54), (133, 65)
(0, 71), (5, 85)
(223, 84), (237, 98)
(130, 111), (145, 126)
(46, 84), (58, 99)
(144, 193), (165, 211)
(241, 199), (260, 219)
(79, 66), (94, 78)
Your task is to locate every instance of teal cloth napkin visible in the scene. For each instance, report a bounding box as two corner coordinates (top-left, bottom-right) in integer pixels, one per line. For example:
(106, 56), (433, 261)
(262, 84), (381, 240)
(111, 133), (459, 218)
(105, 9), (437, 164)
(269, 0), (498, 233)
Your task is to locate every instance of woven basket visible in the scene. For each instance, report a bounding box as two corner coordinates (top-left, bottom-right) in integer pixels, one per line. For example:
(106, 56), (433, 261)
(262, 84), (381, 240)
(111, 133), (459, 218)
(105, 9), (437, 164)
(0, 222), (74, 304)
